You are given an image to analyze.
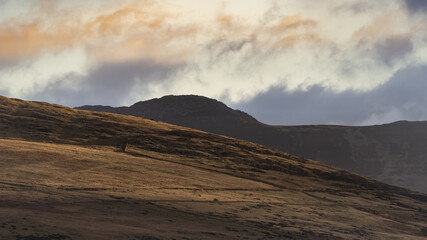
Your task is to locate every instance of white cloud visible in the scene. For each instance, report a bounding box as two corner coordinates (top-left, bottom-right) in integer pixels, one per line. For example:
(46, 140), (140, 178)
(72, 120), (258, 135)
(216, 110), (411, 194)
(0, 48), (88, 97)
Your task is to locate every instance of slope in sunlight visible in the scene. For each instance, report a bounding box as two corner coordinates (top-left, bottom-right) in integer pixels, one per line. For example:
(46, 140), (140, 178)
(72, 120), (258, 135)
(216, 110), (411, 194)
(1, 95), (427, 240)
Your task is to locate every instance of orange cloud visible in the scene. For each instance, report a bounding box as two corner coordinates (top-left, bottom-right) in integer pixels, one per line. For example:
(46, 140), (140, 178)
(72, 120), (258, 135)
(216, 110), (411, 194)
(275, 33), (321, 48)
(217, 14), (234, 28)
(265, 15), (321, 49)
(215, 1), (235, 29)
(88, 24), (198, 64)
(353, 10), (403, 43)
(0, 24), (64, 60)
(0, 1), (324, 65)
(82, 2), (168, 36)
(0, 1), (190, 63)
(272, 15), (317, 32)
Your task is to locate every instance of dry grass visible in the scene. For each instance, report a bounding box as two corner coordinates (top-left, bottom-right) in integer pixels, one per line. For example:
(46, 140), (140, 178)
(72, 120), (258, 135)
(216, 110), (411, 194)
(0, 96), (426, 239)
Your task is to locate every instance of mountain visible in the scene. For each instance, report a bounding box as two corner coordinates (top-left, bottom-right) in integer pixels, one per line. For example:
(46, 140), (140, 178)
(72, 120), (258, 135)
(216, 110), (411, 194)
(1, 95), (427, 239)
(77, 95), (427, 193)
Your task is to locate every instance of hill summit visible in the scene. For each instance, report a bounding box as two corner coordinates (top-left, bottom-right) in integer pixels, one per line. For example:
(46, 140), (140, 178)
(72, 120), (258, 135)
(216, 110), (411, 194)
(77, 95), (260, 134)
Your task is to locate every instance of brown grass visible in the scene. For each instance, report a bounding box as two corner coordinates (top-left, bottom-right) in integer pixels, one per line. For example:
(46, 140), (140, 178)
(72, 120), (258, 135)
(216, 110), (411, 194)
(0, 96), (426, 239)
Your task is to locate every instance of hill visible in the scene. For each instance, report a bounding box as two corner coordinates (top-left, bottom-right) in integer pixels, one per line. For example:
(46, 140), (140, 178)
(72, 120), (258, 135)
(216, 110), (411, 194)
(77, 95), (427, 193)
(1, 95), (427, 239)
(77, 95), (261, 140)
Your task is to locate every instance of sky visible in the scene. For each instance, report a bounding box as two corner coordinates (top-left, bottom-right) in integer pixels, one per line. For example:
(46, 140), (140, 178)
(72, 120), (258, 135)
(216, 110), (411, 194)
(0, 0), (426, 125)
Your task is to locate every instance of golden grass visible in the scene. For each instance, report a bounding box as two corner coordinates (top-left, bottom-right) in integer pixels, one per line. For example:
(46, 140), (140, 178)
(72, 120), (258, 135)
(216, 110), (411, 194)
(0, 96), (426, 239)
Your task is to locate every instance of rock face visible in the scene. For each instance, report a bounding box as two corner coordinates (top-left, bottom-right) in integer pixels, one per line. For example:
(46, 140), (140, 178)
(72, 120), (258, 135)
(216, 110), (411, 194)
(77, 95), (427, 193)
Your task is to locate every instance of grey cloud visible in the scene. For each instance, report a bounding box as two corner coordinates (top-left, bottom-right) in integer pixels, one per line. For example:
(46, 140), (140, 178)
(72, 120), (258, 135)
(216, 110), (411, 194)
(333, 2), (373, 14)
(0, 88), (6, 96)
(404, 0), (427, 13)
(232, 86), (367, 125)
(232, 65), (427, 126)
(27, 59), (184, 107)
(375, 35), (413, 66)
(0, 59), (21, 70)
(216, 38), (256, 58)
(202, 36), (261, 73)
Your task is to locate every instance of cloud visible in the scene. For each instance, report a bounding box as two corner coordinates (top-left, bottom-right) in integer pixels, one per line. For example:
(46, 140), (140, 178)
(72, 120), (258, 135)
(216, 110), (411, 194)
(233, 64), (427, 126)
(333, 2), (373, 14)
(0, 0), (197, 105)
(375, 34), (413, 66)
(26, 58), (185, 107)
(206, 8), (321, 58)
(0, 48), (89, 98)
(272, 15), (317, 32)
(404, 0), (427, 13)
(352, 10), (402, 42)
(269, 16), (320, 49)
(0, 0), (192, 63)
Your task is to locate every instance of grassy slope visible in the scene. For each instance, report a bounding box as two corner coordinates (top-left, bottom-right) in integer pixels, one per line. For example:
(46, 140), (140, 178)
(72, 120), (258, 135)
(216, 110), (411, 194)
(0, 96), (426, 240)
(77, 95), (427, 193)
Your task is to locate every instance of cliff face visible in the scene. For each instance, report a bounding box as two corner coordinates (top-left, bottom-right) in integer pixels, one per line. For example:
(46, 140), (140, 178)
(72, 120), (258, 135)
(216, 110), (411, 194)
(77, 95), (427, 193)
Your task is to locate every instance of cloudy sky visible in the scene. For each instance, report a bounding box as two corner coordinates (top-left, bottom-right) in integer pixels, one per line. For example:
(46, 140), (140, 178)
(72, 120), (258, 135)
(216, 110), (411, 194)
(0, 0), (426, 125)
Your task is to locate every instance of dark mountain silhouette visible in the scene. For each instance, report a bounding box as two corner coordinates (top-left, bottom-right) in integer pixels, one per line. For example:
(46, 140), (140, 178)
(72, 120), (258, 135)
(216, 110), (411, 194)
(77, 95), (427, 193)
(78, 95), (262, 141)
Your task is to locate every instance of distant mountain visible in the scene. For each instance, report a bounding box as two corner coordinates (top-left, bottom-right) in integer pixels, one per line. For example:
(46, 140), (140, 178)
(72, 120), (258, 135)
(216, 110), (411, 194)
(77, 95), (427, 193)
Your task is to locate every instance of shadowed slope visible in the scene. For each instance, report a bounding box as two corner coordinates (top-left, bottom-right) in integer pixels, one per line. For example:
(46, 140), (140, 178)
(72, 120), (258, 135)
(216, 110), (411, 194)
(77, 95), (262, 142)
(1, 96), (427, 240)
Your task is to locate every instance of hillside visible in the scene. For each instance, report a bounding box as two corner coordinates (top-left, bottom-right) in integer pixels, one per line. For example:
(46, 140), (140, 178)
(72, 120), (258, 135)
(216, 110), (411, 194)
(77, 95), (427, 193)
(77, 95), (261, 139)
(1, 95), (427, 239)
